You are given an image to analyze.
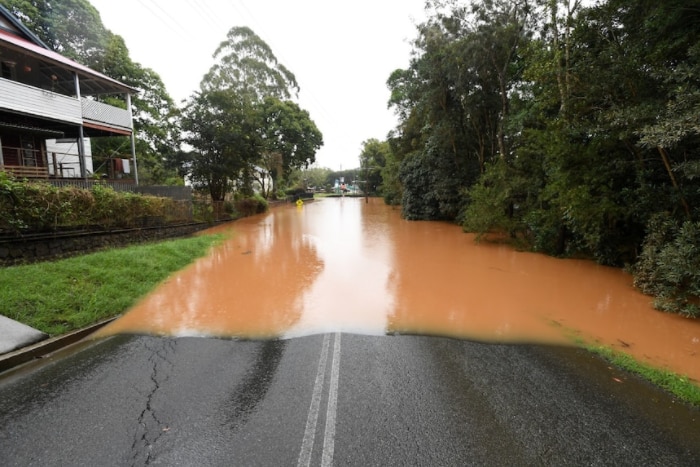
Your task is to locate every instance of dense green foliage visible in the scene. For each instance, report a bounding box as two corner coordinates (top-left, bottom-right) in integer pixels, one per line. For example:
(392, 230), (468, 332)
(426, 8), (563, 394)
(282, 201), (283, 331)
(0, 234), (223, 335)
(384, 0), (700, 316)
(632, 214), (700, 318)
(358, 139), (391, 197)
(0, 173), (187, 232)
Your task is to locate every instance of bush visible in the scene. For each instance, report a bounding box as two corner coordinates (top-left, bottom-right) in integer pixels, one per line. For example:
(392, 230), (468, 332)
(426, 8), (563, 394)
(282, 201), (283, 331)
(632, 213), (700, 317)
(0, 175), (89, 231)
(462, 159), (520, 239)
(0, 173), (181, 233)
(234, 194), (269, 217)
(399, 149), (466, 221)
(285, 187), (307, 200)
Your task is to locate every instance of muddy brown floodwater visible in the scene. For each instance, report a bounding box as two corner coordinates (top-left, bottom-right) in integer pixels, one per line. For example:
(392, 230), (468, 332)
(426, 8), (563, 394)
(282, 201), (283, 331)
(96, 197), (700, 383)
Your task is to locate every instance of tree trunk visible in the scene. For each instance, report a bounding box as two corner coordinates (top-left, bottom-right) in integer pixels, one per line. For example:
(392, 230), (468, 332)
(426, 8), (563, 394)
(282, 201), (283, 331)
(658, 146), (691, 219)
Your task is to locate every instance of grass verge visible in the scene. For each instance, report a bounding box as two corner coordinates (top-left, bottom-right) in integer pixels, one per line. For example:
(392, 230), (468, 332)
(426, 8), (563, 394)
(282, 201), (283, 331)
(0, 234), (224, 336)
(586, 344), (700, 407)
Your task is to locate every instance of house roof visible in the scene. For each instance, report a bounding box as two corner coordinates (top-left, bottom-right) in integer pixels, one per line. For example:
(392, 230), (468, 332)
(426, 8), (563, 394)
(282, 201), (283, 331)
(0, 8), (137, 96)
(0, 5), (50, 49)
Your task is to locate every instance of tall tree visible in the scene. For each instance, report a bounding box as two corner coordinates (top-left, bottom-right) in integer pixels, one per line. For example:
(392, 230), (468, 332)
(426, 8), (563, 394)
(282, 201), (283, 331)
(386, 0), (532, 220)
(176, 89), (261, 202)
(358, 138), (391, 197)
(200, 26), (299, 102)
(257, 97), (322, 198)
(173, 26), (322, 202)
(1, 0), (107, 66)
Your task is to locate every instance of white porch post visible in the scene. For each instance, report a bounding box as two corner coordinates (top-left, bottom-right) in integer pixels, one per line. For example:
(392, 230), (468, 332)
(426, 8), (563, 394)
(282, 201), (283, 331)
(73, 72), (87, 179)
(127, 93), (138, 185)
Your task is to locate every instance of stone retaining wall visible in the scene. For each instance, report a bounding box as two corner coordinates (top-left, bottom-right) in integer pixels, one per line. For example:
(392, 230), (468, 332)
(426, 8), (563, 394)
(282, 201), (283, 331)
(0, 223), (214, 266)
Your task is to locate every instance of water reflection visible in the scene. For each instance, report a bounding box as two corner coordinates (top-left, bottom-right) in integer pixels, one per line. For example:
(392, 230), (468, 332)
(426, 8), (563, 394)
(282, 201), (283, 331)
(98, 207), (324, 339)
(284, 199), (394, 337)
(97, 198), (700, 382)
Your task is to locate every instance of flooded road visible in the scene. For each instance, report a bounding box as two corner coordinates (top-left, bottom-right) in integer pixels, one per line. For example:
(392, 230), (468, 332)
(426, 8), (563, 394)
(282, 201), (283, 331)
(97, 198), (700, 383)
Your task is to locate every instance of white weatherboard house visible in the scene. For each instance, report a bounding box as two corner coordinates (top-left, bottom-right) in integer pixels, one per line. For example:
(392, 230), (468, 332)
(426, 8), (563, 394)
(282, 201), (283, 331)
(0, 5), (137, 181)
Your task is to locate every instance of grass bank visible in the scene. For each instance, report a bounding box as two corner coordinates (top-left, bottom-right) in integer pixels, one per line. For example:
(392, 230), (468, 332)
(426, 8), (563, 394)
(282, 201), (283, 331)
(586, 344), (700, 407)
(0, 234), (224, 336)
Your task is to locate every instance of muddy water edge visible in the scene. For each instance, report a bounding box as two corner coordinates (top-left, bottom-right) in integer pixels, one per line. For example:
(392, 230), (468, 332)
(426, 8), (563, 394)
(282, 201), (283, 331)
(96, 197), (700, 385)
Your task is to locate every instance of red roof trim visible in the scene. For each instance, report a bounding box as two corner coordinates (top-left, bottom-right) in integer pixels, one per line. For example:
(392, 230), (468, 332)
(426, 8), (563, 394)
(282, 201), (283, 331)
(83, 121), (132, 136)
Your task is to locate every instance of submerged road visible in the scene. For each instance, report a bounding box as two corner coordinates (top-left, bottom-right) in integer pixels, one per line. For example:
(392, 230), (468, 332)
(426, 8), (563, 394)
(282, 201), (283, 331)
(1, 333), (698, 466)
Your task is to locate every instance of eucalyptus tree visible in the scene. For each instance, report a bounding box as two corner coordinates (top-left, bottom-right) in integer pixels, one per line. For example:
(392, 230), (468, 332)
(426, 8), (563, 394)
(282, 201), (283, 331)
(469, 0), (533, 159)
(176, 26), (321, 200)
(200, 26), (299, 101)
(387, 15), (473, 220)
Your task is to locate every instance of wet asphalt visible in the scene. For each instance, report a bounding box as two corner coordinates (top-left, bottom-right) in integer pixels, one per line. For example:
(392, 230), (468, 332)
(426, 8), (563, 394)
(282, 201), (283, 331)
(0, 333), (698, 466)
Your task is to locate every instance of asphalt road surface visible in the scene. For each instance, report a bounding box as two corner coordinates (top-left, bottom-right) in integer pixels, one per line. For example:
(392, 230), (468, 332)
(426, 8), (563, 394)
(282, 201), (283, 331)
(0, 333), (698, 466)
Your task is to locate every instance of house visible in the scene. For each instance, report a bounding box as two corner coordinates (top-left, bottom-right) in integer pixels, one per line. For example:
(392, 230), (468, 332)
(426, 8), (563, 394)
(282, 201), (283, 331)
(0, 5), (138, 182)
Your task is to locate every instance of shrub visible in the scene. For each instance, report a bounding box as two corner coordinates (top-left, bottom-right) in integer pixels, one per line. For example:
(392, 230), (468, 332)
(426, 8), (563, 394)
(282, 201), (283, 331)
(632, 213), (700, 317)
(234, 194), (269, 217)
(462, 159), (520, 239)
(285, 187), (307, 200)
(399, 148), (466, 221)
(0, 175), (69, 231)
(0, 174), (180, 233)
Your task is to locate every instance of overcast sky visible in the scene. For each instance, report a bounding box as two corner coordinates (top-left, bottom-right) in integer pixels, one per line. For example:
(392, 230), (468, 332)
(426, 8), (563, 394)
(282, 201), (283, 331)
(88, 0), (427, 170)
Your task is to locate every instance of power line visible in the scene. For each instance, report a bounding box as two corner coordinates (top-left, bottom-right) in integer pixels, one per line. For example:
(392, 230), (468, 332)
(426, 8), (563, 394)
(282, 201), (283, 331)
(144, 0), (191, 36)
(185, 0), (227, 32)
(134, 0), (188, 37)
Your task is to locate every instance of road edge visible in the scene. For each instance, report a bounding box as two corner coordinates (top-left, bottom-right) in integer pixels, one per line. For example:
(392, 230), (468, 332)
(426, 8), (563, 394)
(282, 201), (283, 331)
(0, 317), (117, 374)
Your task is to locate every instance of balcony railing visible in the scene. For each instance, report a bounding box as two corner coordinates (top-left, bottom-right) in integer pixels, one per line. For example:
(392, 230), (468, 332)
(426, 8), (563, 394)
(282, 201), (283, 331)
(0, 78), (82, 124)
(0, 78), (132, 133)
(81, 98), (132, 132)
(1, 165), (49, 178)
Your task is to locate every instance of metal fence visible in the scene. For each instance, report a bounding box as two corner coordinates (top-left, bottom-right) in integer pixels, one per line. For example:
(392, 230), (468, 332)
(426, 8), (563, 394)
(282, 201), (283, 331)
(45, 179), (137, 192)
(43, 180), (192, 200)
(134, 185), (192, 201)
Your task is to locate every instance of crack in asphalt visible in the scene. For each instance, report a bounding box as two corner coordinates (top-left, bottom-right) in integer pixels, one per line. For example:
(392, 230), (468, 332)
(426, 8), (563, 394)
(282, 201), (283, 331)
(130, 338), (176, 466)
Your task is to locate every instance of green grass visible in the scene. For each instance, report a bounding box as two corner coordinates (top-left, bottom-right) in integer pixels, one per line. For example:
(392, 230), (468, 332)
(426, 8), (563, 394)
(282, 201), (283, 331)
(0, 234), (224, 336)
(586, 344), (700, 407)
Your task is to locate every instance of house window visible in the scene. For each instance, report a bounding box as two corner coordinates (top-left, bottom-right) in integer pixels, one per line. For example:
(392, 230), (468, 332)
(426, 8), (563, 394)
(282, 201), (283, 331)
(1, 61), (16, 80)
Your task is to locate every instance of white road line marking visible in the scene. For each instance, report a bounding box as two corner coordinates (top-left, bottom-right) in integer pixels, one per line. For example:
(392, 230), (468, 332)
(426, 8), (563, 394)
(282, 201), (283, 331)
(297, 334), (330, 467)
(321, 333), (341, 467)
